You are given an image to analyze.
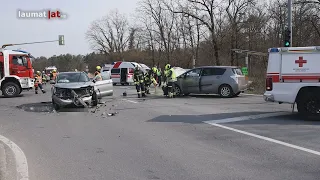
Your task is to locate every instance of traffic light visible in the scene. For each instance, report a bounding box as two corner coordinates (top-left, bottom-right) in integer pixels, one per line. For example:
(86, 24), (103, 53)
(58, 35), (65, 45)
(284, 29), (291, 47)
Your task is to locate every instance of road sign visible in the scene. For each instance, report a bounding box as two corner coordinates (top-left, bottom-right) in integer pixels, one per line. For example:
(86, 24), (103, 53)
(241, 67), (248, 76)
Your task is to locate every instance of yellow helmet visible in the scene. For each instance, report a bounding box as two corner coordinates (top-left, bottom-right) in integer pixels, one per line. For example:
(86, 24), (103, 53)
(96, 66), (101, 71)
(152, 67), (157, 73)
(36, 71), (41, 75)
(165, 64), (171, 70)
(52, 69), (56, 73)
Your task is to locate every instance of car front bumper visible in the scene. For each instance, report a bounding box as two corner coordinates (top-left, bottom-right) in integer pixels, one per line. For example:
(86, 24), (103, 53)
(52, 95), (92, 107)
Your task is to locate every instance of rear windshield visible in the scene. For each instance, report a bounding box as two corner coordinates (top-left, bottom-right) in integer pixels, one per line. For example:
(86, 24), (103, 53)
(111, 68), (120, 74)
(232, 68), (243, 75)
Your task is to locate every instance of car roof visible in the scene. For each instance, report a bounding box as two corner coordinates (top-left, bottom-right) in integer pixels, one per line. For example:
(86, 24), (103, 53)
(57, 72), (84, 75)
(196, 66), (239, 69)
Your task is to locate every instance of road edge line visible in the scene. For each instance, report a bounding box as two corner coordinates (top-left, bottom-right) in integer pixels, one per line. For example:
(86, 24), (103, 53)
(0, 143), (7, 179)
(207, 123), (320, 156)
(0, 135), (29, 180)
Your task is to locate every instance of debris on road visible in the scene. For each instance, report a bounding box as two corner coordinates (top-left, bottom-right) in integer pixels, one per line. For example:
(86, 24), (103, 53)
(123, 91), (127, 96)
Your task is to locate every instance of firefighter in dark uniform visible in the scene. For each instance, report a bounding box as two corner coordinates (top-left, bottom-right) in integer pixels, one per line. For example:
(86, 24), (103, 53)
(164, 64), (177, 98)
(144, 69), (157, 94)
(133, 66), (146, 98)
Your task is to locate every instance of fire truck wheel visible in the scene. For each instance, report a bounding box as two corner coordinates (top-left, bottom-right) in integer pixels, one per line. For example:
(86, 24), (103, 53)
(2, 82), (20, 97)
(218, 84), (234, 98)
(297, 92), (320, 116)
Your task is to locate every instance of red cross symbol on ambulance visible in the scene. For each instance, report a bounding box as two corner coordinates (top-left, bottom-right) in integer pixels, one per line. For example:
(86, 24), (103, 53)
(295, 56), (307, 67)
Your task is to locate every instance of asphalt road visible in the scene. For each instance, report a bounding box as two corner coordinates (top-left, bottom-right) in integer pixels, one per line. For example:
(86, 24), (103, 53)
(0, 84), (319, 180)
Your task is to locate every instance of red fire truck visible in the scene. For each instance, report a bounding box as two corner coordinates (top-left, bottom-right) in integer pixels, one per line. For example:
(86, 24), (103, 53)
(0, 49), (35, 97)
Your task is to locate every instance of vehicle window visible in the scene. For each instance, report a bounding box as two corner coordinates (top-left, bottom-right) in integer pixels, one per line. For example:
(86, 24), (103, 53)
(22, 56), (28, 67)
(111, 68), (120, 74)
(232, 68), (243, 75)
(57, 73), (89, 83)
(213, 68), (226, 75)
(101, 72), (110, 80)
(12, 56), (24, 66)
(78, 73), (90, 82)
(201, 68), (215, 76)
(186, 68), (201, 77)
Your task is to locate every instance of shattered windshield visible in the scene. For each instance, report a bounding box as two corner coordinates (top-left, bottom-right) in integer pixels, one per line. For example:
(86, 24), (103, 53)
(56, 73), (90, 83)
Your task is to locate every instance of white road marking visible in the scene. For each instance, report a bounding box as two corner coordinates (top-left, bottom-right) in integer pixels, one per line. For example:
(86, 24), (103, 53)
(206, 123), (320, 156)
(122, 99), (138, 104)
(204, 112), (291, 124)
(0, 135), (29, 180)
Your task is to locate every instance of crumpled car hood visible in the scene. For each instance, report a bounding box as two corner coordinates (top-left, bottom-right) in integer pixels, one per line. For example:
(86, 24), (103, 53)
(54, 82), (93, 89)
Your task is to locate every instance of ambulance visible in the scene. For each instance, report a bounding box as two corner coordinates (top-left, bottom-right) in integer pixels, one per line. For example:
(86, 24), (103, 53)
(264, 46), (320, 116)
(110, 61), (150, 85)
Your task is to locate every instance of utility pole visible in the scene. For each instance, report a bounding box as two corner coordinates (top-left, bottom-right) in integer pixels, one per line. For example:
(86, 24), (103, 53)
(288, 0), (292, 47)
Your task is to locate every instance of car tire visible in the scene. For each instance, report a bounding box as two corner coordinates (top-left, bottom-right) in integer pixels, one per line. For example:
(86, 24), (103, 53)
(218, 84), (234, 98)
(2, 82), (20, 98)
(92, 91), (98, 106)
(113, 83), (117, 86)
(174, 85), (182, 96)
(297, 92), (320, 118)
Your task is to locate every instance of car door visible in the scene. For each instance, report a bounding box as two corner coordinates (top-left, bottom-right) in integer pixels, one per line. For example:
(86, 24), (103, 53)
(9, 55), (29, 77)
(181, 68), (202, 94)
(199, 68), (216, 93)
(94, 72), (113, 98)
(210, 68), (227, 94)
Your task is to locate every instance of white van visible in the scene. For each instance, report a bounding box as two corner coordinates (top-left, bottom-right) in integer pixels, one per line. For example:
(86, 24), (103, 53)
(110, 62), (150, 85)
(101, 64), (112, 80)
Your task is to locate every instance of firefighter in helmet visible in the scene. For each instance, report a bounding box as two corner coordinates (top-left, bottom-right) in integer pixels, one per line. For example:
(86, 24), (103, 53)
(95, 66), (101, 76)
(50, 69), (57, 81)
(133, 66), (146, 98)
(164, 64), (177, 98)
(94, 66), (102, 81)
(144, 69), (157, 94)
(34, 71), (46, 94)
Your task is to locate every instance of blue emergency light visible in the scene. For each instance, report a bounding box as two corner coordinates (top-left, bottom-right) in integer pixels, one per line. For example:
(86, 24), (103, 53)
(12, 50), (29, 53)
(269, 48), (280, 53)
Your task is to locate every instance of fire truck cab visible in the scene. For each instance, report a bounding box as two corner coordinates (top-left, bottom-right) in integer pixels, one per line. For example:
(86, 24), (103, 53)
(0, 49), (34, 97)
(264, 46), (320, 116)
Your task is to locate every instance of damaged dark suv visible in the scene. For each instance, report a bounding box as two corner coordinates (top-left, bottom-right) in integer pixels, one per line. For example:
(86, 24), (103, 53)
(51, 72), (113, 109)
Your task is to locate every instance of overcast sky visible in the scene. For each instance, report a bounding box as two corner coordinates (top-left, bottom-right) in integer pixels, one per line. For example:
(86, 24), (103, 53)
(2, 0), (139, 58)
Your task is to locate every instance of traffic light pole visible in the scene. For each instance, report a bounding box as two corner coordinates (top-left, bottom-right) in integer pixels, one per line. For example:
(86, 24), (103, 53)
(288, 0), (292, 47)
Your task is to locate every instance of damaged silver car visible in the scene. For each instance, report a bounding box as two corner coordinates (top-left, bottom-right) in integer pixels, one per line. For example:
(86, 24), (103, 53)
(50, 72), (113, 110)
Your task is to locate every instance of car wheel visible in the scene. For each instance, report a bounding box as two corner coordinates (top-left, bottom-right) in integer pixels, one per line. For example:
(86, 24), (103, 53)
(219, 85), (234, 98)
(174, 85), (182, 96)
(297, 92), (320, 118)
(113, 83), (117, 86)
(2, 82), (20, 97)
(92, 92), (98, 106)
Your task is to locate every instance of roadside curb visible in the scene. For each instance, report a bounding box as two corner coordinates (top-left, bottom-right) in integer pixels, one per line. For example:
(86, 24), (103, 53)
(242, 93), (263, 97)
(0, 142), (7, 179)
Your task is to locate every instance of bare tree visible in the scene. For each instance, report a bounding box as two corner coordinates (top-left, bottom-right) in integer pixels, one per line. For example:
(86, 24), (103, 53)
(138, 0), (176, 64)
(174, 0), (222, 65)
(86, 10), (130, 58)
